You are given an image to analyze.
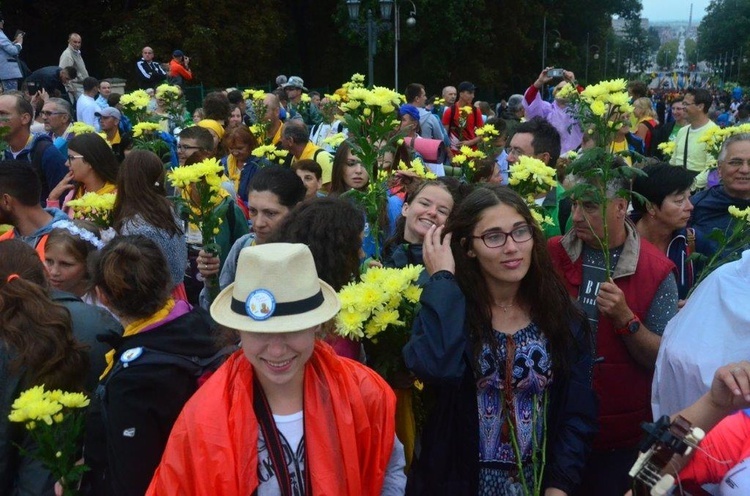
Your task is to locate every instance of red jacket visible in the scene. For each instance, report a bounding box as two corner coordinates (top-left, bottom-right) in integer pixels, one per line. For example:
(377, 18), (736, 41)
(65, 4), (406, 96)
(146, 341), (396, 495)
(548, 227), (675, 450)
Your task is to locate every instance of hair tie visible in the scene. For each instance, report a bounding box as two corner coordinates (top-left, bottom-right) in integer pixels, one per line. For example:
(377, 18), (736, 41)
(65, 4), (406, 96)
(6, 274), (20, 282)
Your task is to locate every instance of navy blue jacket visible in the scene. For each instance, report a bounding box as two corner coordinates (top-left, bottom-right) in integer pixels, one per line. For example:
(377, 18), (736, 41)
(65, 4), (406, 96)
(691, 186), (750, 238)
(403, 273), (598, 495)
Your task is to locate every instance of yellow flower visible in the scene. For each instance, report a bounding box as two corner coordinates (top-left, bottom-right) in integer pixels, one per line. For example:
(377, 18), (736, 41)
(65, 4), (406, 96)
(728, 206), (750, 222)
(403, 284), (422, 304)
(132, 121), (165, 138)
(590, 100), (607, 117)
(57, 391), (90, 409)
(243, 88), (266, 102)
(322, 132), (347, 148)
(120, 89), (151, 110)
(69, 122), (96, 136)
(155, 83), (182, 102)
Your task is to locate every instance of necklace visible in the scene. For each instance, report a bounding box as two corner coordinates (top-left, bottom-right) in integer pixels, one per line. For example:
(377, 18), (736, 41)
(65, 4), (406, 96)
(492, 300), (516, 313)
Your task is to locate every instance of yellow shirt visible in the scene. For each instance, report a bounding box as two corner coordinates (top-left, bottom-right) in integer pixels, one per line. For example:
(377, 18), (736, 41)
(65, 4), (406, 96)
(295, 141), (333, 184)
(610, 138), (632, 166)
(270, 123), (284, 146)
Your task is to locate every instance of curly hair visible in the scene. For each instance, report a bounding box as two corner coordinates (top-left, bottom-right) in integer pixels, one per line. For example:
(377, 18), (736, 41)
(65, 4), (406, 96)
(112, 150), (182, 236)
(268, 197), (365, 291)
(88, 235), (171, 319)
(444, 184), (583, 376)
(0, 240), (88, 391)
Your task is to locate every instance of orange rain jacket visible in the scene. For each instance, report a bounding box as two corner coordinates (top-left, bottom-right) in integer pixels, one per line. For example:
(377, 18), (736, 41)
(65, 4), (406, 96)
(146, 341), (396, 495)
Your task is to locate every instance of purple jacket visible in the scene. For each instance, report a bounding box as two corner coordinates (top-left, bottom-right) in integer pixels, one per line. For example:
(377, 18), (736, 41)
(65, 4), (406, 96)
(523, 85), (583, 154)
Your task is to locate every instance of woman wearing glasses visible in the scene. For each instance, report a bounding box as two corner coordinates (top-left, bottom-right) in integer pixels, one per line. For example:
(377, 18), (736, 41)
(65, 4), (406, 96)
(404, 185), (597, 495)
(46, 133), (118, 216)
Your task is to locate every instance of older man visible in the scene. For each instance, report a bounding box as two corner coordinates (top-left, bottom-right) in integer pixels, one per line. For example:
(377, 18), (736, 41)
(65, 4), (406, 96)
(58, 32), (88, 99)
(691, 133), (750, 236)
(0, 94), (67, 203)
(136, 46), (167, 89)
(42, 98), (73, 153)
(283, 76), (321, 126)
(97, 107), (131, 162)
(262, 93), (284, 146)
(548, 161), (678, 495)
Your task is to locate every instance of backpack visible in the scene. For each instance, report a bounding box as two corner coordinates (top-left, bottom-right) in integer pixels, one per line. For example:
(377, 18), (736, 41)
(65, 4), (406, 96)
(97, 343), (237, 410)
(641, 119), (663, 157)
(445, 104), (483, 140)
(625, 132), (646, 157)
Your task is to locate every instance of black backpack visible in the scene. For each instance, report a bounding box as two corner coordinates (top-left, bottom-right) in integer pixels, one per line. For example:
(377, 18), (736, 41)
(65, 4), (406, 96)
(641, 120), (663, 157)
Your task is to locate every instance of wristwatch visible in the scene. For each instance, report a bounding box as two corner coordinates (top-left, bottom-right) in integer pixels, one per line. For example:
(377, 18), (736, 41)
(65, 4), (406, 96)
(615, 315), (641, 336)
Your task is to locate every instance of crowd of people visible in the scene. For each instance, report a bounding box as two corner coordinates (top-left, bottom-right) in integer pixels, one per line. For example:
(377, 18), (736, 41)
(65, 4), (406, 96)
(0, 18), (749, 496)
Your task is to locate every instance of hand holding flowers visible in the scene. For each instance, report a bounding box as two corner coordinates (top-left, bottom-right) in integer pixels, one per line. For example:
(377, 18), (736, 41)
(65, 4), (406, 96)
(8, 385), (90, 495)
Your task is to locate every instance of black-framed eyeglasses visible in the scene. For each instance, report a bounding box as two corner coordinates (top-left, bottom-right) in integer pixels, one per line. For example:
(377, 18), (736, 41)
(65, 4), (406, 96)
(40, 111), (66, 117)
(67, 154), (84, 162)
(177, 144), (201, 152)
(505, 146), (526, 158)
(471, 224), (533, 248)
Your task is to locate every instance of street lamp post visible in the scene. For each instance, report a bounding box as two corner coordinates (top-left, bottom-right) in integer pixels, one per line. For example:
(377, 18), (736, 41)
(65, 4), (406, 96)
(393, 0), (417, 91)
(346, 0), (417, 89)
(585, 37), (600, 83)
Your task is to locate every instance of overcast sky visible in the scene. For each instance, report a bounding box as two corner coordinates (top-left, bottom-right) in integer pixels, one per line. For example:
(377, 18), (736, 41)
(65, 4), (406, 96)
(641, 0), (711, 22)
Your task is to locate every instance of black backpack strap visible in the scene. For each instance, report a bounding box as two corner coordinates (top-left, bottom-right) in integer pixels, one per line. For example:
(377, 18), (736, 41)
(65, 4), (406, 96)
(30, 136), (52, 192)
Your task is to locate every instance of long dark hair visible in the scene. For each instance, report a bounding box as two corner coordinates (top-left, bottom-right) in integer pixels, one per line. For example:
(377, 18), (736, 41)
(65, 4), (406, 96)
(68, 133), (119, 184)
(268, 197), (365, 291)
(0, 240), (88, 391)
(112, 150), (182, 236)
(330, 141), (360, 195)
(445, 184), (580, 376)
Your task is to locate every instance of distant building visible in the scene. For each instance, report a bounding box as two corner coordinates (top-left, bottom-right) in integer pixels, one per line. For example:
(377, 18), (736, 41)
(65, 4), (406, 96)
(612, 17), (650, 36)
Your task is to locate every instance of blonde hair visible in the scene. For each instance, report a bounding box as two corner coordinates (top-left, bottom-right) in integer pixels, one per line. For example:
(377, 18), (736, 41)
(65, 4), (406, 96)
(634, 97), (657, 121)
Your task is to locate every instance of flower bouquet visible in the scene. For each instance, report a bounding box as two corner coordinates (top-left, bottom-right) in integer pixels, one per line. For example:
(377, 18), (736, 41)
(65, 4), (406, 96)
(66, 192), (116, 228)
(132, 121), (170, 156)
(341, 168), (389, 259)
(168, 157), (228, 302)
(334, 264), (423, 381)
(68, 122), (96, 137)
(8, 385), (90, 495)
(450, 145), (487, 183)
(508, 155), (557, 229)
(119, 89), (152, 124)
(560, 79), (645, 279)
(251, 144), (289, 166)
(243, 88), (271, 144)
(155, 83), (187, 129)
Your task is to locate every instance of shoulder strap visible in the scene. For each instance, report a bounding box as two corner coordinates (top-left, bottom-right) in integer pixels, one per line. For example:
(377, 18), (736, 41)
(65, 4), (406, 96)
(642, 120), (655, 131)
(682, 128), (690, 168)
(313, 148), (324, 162)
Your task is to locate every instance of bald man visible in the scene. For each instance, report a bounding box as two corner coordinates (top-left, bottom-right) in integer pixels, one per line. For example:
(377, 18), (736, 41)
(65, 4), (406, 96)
(58, 32), (88, 99)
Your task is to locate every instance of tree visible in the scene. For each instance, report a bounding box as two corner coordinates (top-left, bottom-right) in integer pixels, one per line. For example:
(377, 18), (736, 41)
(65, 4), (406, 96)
(697, 0), (750, 84)
(656, 39), (697, 70)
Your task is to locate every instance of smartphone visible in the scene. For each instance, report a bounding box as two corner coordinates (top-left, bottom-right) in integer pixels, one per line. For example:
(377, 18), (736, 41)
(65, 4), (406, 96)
(26, 82), (37, 94)
(547, 68), (564, 79)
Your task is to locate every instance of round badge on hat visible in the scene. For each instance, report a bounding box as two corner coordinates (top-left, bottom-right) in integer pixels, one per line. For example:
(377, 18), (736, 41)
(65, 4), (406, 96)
(245, 289), (276, 321)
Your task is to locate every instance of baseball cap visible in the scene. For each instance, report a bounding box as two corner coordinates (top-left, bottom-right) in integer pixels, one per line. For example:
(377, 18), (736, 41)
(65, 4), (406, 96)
(95, 107), (122, 120)
(458, 81), (477, 93)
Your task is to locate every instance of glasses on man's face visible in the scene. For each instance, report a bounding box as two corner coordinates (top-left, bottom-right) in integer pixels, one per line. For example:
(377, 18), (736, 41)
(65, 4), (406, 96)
(67, 155), (84, 162)
(505, 146), (526, 158)
(723, 158), (750, 169)
(177, 144), (201, 152)
(40, 110), (66, 117)
(471, 224), (533, 249)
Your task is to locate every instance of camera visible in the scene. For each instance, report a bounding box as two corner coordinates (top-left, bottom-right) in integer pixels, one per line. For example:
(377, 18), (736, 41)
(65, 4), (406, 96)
(547, 68), (564, 79)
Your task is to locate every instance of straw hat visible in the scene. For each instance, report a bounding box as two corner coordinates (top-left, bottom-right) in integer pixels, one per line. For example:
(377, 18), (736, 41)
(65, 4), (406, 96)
(210, 243), (340, 333)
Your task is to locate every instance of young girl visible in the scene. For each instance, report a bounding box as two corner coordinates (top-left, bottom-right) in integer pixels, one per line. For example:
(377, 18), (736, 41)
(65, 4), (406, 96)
(45, 219), (103, 302)
(404, 185), (597, 495)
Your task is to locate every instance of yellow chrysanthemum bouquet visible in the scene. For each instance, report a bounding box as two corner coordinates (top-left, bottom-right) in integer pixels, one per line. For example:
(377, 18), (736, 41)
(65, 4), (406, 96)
(119, 88), (151, 123)
(132, 121), (170, 156)
(450, 145), (487, 182)
(337, 74), (404, 259)
(243, 88), (271, 145)
(168, 157), (228, 301)
(68, 122), (96, 137)
(508, 155), (557, 228)
(155, 83), (187, 128)
(335, 264), (423, 381)
(8, 385), (90, 495)
(66, 192), (116, 228)
(562, 79), (646, 279)
(251, 144), (289, 165)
